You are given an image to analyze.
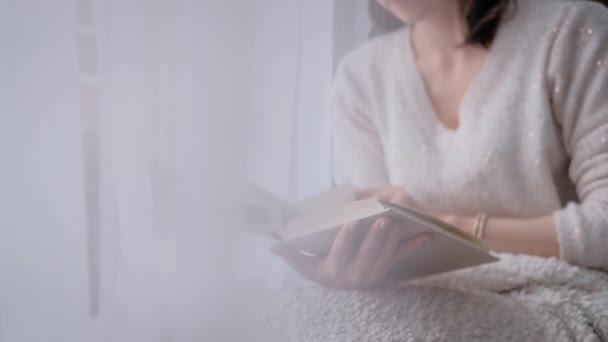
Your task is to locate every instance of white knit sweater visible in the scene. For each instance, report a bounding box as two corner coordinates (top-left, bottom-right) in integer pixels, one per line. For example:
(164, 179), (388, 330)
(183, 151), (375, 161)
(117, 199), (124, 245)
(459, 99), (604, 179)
(331, 0), (608, 270)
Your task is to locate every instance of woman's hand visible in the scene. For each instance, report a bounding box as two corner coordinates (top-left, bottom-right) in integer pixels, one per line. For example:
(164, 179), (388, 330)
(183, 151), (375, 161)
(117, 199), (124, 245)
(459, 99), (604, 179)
(271, 219), (431, 290)
(355, 184), (422, 210)
(359, 185), (476, 236)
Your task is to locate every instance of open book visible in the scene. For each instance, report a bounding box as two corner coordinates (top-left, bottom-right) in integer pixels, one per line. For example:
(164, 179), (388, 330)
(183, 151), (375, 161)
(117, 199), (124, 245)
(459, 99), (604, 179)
(238, 184), (499, 281)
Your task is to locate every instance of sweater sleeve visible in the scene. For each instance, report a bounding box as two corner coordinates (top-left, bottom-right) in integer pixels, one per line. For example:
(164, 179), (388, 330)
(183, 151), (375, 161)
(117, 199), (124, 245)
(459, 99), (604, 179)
(331, 58), (388, 187)
(549, 3), (608, 271)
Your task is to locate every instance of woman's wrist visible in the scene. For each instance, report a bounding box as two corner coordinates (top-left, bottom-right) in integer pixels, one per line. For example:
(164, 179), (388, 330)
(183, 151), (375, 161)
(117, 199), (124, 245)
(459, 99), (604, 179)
(441, 215), (476, 236)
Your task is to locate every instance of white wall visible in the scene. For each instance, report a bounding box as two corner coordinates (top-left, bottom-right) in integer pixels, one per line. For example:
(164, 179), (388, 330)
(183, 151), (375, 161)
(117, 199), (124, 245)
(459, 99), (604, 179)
(333, 0), (372, 70)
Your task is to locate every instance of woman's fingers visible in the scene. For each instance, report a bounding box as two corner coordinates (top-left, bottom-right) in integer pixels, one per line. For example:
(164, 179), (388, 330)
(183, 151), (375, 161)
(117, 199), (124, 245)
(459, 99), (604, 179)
(366, 223), (408, 281)
(390, 233), (433, 266)
(356, 186), (397, 202)
(271, 216), (434, 289)
(354, 184), (389, 200)
(325, 221), (365, 273)
(270, 244), (322, 282)
(389, 189), (412, 207)
(355, 185), (423, 210)
(351, 217), (392, 286)
(270, 220), (369, 286)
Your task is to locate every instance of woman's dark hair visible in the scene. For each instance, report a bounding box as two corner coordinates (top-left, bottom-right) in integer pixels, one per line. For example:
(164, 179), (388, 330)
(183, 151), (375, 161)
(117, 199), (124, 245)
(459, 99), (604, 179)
(459, 0), (515, 48)
(369, 0), (608, 48)
(368, 0), (515, 48)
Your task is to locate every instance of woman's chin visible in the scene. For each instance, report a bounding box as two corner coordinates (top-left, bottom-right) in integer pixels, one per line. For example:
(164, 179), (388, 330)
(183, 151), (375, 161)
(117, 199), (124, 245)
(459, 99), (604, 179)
(383, 0), (429, 25)
(391, 11), (425, 25)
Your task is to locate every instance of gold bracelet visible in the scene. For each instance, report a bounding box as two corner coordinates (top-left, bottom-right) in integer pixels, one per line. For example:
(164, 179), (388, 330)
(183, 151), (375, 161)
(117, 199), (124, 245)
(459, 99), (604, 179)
(473, 213), (489, 239)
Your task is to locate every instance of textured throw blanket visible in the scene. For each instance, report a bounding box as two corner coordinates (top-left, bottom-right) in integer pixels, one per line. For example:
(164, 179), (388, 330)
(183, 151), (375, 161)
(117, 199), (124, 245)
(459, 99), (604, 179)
(237, 254), (608, 341)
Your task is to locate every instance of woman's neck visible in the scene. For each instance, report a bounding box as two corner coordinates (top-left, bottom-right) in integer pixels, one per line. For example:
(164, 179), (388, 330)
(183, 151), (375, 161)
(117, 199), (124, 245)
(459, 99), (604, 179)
(411, 2), (469, 65)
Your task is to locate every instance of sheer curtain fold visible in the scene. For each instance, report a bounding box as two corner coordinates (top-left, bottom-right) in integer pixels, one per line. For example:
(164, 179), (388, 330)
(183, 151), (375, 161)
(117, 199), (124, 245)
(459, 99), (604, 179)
(240, 0), (335, 289)
(0, 0), (336, 340)
(1, 0), (251, 340)
(96, 1), (254, 340)
(0, 1), (91, 341)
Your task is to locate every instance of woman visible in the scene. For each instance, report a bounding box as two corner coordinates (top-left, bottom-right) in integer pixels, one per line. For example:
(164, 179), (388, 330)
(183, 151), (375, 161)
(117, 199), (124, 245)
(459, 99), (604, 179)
(272, 0), (608, 290)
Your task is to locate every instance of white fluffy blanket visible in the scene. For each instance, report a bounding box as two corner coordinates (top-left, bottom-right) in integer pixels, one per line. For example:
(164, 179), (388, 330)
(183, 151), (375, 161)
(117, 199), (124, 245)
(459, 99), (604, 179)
(238, 254), (608, 341)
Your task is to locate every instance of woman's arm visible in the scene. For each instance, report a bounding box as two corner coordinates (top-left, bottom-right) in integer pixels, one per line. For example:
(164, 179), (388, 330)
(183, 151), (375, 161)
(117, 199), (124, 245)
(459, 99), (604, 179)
(449, 3), (608, 269)
(443, 215), (560, 258)
(363, 186), (562, 258)
(544, 3), (608, 270)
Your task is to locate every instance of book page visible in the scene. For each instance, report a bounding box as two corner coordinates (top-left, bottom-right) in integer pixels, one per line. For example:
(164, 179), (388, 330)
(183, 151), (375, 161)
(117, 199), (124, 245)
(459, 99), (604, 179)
(294, 185), (357, 215)
(236, 183), (296, 239)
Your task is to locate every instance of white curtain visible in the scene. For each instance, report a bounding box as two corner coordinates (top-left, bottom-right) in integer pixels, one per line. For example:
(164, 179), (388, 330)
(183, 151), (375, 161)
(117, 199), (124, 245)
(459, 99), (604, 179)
(0, 1), (92, 341)
(0, 0), (336, 341)
(95, 1), (254, 340)
(241, 0), (335, 289)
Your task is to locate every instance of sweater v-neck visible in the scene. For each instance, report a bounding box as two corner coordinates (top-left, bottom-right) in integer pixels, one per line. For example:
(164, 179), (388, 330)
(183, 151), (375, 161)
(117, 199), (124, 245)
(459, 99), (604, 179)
(393, 26), (506, 142)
